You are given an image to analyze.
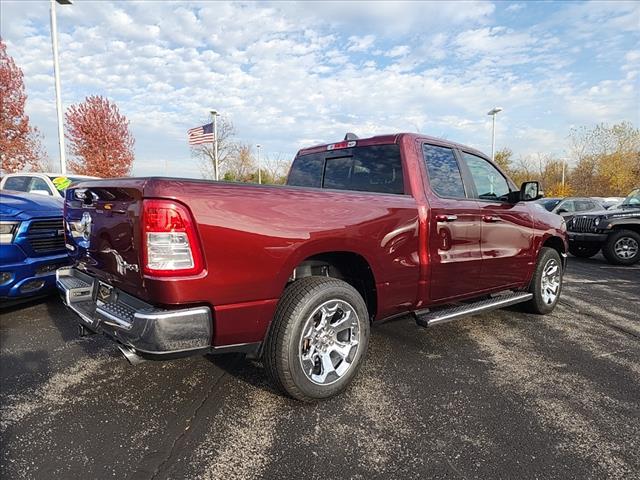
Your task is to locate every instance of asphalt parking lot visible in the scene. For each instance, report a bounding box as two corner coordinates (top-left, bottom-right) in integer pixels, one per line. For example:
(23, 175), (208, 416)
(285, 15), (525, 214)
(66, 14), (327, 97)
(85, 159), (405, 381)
(1, 255), (638, 480)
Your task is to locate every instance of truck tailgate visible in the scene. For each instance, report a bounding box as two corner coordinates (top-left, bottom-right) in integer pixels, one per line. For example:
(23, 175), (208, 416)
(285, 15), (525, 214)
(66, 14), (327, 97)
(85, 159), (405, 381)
(65, 184), (145, 295)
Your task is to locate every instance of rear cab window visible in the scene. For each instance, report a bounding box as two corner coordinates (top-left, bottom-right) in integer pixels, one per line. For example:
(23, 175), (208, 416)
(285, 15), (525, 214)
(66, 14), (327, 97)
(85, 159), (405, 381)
(288, 145), (405, 194)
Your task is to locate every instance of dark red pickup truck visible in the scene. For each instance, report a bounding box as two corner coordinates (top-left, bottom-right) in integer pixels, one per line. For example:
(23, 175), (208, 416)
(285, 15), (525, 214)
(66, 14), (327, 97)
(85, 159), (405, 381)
(57, 133), (567, 401)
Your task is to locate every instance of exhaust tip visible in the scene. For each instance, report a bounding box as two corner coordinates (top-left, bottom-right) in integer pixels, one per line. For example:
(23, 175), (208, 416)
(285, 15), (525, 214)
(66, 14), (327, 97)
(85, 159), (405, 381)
(116, 345), (146, 365)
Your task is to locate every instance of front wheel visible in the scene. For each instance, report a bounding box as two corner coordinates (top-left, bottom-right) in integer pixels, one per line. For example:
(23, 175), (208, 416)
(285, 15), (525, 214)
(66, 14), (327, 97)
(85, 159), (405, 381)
(523, 247), (563, 314)
(264, 276), (370, 402)
(602, 229), (640, 265)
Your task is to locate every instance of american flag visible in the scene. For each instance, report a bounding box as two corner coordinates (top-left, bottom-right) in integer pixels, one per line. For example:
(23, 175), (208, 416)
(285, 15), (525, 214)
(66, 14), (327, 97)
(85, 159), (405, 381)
(187, 122), (214, 146)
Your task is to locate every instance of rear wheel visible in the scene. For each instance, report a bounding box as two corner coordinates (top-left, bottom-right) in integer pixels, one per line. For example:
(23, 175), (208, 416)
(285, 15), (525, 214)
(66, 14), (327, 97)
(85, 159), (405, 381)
(568, 242), (601, 258)
(523, 247), (563, 314)
(264, 276), (369, 402)
(602, 230), (640, 266)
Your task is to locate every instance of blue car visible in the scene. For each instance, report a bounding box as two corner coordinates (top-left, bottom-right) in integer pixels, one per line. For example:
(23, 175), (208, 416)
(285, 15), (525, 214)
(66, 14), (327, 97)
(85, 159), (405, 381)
(0, 191), (70, 302)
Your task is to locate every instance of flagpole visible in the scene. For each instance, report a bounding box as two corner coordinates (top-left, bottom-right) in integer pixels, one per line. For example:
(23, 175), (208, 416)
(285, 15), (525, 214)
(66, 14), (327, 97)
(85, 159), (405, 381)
(211, 110), (219, 181)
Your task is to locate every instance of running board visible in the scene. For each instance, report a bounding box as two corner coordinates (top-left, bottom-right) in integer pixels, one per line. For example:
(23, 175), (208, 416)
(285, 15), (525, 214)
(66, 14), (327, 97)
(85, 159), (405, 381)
(415, 292), (533, 328)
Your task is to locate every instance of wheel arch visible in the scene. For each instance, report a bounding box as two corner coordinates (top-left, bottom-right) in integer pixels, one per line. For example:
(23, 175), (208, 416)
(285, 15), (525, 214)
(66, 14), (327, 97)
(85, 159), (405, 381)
(541, 234), (567, 256)
(610, 221), (640, 235)
(281, 250), (378, 321)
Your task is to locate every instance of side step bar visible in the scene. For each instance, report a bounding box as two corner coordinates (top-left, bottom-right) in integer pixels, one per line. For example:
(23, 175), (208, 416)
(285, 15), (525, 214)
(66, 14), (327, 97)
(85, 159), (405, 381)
(415, 292), (533, 328)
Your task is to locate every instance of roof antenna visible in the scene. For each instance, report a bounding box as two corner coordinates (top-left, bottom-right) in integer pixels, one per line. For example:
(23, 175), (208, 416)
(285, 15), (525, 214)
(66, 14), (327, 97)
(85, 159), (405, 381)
(344, 132), (359, 141)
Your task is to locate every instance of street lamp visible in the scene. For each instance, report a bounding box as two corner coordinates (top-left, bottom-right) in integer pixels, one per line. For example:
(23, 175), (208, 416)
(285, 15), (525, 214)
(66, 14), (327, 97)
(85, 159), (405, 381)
(210, 109), (219, 180)
(487, 106), (503, 161)
(256, 144), (262, 184)
(50, 0), (72, 175)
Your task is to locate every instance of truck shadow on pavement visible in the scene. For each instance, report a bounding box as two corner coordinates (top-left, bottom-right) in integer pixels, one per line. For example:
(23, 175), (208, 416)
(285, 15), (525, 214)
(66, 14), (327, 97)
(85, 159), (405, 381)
(204, 352), (285, 398)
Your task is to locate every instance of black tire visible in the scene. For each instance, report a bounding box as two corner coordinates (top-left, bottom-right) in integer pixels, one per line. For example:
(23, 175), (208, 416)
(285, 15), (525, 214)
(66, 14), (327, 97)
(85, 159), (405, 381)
(568, 243), (601, 258)
(602, 229), (640, 266)
(523, 247), (563, 315)
(264, 276), (370, 402)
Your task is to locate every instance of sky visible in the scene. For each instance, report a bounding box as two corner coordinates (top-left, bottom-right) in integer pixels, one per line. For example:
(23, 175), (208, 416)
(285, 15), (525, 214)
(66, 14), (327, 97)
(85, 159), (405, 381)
(1, 0), (639, 178)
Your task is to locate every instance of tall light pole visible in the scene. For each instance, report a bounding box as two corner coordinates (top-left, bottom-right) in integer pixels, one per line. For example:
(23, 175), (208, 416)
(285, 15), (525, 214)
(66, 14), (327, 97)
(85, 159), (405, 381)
(210, 109), (219, 180)
(487, 107), (503, 161)
(256, 144), (262, 184)
(50, 0), (72, 175)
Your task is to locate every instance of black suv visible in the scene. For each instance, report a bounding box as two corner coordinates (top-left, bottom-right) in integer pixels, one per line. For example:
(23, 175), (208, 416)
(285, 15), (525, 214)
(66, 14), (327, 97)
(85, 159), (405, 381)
(567, 188), (640, 265)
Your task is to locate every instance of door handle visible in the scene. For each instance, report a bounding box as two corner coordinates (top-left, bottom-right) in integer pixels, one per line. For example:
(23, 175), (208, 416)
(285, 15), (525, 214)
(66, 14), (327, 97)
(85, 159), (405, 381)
(483, 215), (501, 223)
(435, 214), (458, 222)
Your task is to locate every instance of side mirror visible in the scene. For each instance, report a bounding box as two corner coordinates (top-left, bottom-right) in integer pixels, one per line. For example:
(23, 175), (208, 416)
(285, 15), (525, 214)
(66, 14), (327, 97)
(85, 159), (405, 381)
(520, 181), (541, 201)
(507, 181), (541, 203)
(556, 208), (568, 215)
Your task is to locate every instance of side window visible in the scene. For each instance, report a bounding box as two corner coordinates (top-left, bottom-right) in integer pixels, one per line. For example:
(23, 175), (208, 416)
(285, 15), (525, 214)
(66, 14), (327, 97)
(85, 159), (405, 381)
(558, 200), (574, 212)
(423, 144), (466, 198)
(3, 176), (31, 192)
(29, 177), (52, 195)
(577, 200), (599, 211)
(462, 153), (510, 201)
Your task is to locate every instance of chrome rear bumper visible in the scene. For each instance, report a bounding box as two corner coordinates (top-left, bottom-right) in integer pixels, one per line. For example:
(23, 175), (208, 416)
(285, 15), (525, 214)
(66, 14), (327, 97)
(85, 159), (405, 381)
(56, 267), (213, 359)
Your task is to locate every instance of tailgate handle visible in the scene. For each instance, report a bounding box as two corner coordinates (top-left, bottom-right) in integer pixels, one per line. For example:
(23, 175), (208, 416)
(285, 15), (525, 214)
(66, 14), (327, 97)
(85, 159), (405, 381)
(435, 214), (458, 223)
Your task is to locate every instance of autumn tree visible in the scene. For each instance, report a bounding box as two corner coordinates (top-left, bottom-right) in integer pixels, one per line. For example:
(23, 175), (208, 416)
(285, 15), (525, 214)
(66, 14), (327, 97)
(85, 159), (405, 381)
(493, 147), (513, 172)
(261, 153), (291, 184)
(222, 143), (255, 182)
(569, 122), (640, 196)
(65, 96), (134, 177)
(195, 116), (238, 180)
(0, 38), (46, 173)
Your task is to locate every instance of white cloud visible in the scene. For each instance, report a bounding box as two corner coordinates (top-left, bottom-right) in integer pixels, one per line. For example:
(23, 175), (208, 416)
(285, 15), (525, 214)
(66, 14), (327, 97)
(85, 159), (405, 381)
(506, 3), (526, 13)
(1, 0), (638, 177)
(347, 35), (375, 52)
(385, 45), (410, 58)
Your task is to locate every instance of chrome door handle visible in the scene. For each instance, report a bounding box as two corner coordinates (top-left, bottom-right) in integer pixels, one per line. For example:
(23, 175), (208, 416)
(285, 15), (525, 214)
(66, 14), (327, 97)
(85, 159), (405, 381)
(483, 215), (501, 223)
(435, 214), (458, 222)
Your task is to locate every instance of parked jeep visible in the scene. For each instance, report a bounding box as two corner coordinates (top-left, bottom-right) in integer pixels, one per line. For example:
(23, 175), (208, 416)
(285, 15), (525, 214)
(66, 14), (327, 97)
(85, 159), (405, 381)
(57, 133), (568, 401)
(567, 188), (640, 265)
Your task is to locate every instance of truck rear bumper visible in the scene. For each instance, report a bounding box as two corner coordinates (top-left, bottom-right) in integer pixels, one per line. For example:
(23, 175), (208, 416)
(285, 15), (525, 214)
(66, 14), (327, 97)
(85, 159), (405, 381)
(56, 266), (214, 359)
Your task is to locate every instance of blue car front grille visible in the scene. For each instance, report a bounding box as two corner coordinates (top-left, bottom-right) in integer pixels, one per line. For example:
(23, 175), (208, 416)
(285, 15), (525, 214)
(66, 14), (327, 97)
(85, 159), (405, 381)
(27, 218), (66, 254)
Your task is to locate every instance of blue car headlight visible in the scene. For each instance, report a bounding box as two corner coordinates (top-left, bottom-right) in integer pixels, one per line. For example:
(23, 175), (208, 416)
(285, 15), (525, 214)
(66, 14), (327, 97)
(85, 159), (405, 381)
(0, 221), (20, 244)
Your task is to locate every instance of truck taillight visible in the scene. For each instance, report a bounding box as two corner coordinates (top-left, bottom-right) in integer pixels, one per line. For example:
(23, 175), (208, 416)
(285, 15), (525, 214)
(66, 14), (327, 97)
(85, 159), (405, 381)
(142, 199), (204, 277)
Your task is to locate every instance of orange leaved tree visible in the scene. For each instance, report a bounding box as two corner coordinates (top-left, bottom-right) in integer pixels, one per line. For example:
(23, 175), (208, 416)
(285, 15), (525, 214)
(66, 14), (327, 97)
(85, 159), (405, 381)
(65, 96), (134, 177)
(0, 38), (45, 173)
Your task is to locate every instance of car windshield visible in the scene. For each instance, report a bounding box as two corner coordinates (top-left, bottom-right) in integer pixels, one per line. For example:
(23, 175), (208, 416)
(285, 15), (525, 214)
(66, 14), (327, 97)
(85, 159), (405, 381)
(48, 176), (90, 195)
(621, 188), (640, 207)
(540, 199), (561, 211)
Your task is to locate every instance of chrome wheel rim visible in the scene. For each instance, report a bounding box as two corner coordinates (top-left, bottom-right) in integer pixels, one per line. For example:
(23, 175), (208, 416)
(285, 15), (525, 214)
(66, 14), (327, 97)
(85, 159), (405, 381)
(298, 299), (361, 386)
(541, 258), (561, 305)
(614, 237), (638, 259)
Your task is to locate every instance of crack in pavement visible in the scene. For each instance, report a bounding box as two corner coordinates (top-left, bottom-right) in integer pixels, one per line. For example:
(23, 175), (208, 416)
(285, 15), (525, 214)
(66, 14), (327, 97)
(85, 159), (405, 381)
(147, 360), (237, 480)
